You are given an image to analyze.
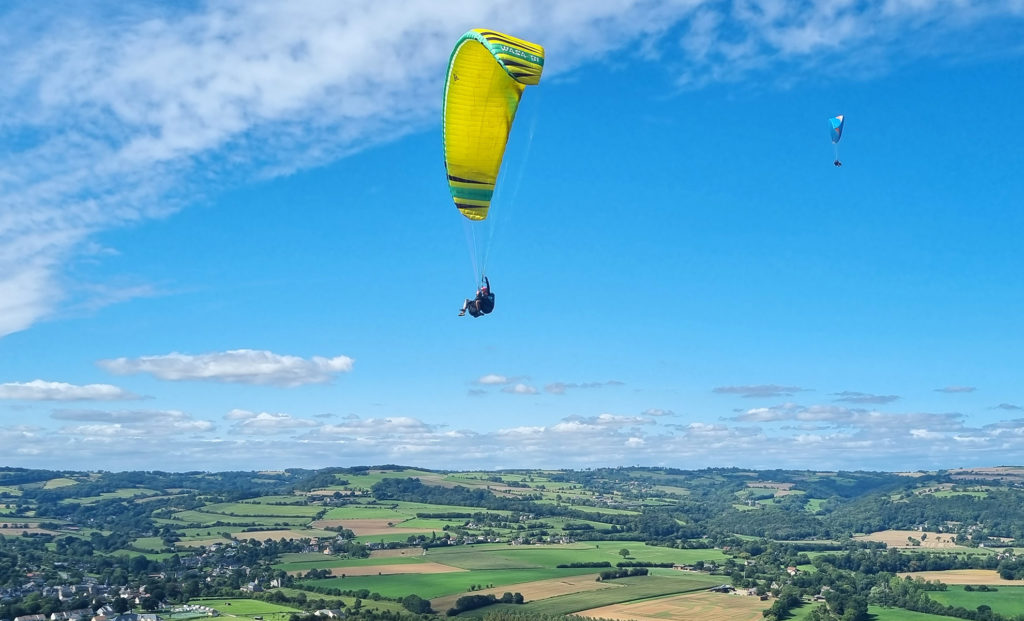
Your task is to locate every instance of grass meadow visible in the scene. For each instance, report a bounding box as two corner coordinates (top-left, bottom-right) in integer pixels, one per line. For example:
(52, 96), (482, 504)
(272, 589), (406, 613)
(423, 541), (726, 570)
(925, 586), (1024, 617)
(64, 489), (160, 504)
(788, 603), (965, 621)
(201, 502), (323, 517)
(301, 567), (597, 599)
(186, 598), (301, 621)
(169, 511), (310, 527)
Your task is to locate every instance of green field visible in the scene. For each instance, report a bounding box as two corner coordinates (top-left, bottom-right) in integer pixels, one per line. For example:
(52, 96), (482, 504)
(301, 567), (598, 599)
(805, 498), (827, 512)
(43, 478), (78, 489)
(132, 537), (169, 552)
(423, 541), (726, 570)
(201, 502), (323, 517)
(930, 490), (988, 498)
(313, 469), (438, 492)
(169, 510), (310, 527)
(531, 501), (640, 516)
(239, 495), (311, 504)
(174, 526), (249, 537)
(789, 602), (967, 621)
(320, 500), (500, 521)
(64, 488), (160, 504)
(868, 605), (969, 621)
(321, 505), (414, 520)
(926, 586), (1024, 617)
(186, 598), (302, 621)
(272, 589), (406, 613)
(459, 573), (722, 617)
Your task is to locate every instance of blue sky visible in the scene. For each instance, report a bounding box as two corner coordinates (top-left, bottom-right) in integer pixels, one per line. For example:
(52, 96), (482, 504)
(1, 0), (1023, 472)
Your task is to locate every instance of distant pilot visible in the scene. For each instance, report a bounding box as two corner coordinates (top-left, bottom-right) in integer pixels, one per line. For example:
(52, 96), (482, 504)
(459, 277), (495, 317)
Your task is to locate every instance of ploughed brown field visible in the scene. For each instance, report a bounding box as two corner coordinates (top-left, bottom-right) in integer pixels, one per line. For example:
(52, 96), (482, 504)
(430, 574), (614, 613)
(311, 518), (433, 536)
(579, 590), (768, 621)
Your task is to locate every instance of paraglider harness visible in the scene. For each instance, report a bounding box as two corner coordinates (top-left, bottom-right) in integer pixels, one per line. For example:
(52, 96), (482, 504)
(466, 278), (495, 318)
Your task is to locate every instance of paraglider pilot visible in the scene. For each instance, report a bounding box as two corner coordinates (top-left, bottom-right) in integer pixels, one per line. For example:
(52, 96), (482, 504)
(459, 277), (495, 317)
(834, 159), (842, 167)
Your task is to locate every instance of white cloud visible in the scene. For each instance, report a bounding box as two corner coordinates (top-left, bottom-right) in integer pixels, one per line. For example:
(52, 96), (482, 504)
(227, 409), (319, 435)
(477, 374), (514, 385)
(0, 380), (139, 401)
(4, 402), (1024, 471)
(502, 383), (538, 395)
(98, 349), (354, 386)
(2, 0), (1019, 337)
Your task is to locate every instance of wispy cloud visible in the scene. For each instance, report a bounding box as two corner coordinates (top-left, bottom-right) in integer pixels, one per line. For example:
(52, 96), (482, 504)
(994, 403), (1023, 411)
(545, 380), (624, 394)
(714, 384), (809, 398)
(52, 408), (214, 436)
(98, 349), (354, 386)
(935, 386), (976, 393)
(832, 391), (900, 404)
(0, 380), (139, 401)
(2, 1), (1020, 337)
(502, 383), (539, 395)
(733, 402), (965, 433)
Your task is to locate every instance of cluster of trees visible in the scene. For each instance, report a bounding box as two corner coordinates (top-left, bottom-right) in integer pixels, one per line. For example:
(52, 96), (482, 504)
(597, 567), (649, 580)
(445, 592), (523, 615)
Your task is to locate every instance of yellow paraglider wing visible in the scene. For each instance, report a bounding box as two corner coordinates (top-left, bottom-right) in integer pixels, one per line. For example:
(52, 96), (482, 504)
(443, 29), (544, 221)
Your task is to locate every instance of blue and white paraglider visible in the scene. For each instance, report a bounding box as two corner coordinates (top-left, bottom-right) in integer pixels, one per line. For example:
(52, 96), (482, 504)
(829, 115), (844, 167)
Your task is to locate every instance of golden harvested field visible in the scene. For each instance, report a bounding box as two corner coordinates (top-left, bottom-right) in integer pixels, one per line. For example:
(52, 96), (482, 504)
(431, 574), (613, 613)
(312, 518), (433, 536)
(854, 530), (962, 548)
(899, 570), (1020, 585)
(579, 590), (768, 621)
(317, 562), (464, 577)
